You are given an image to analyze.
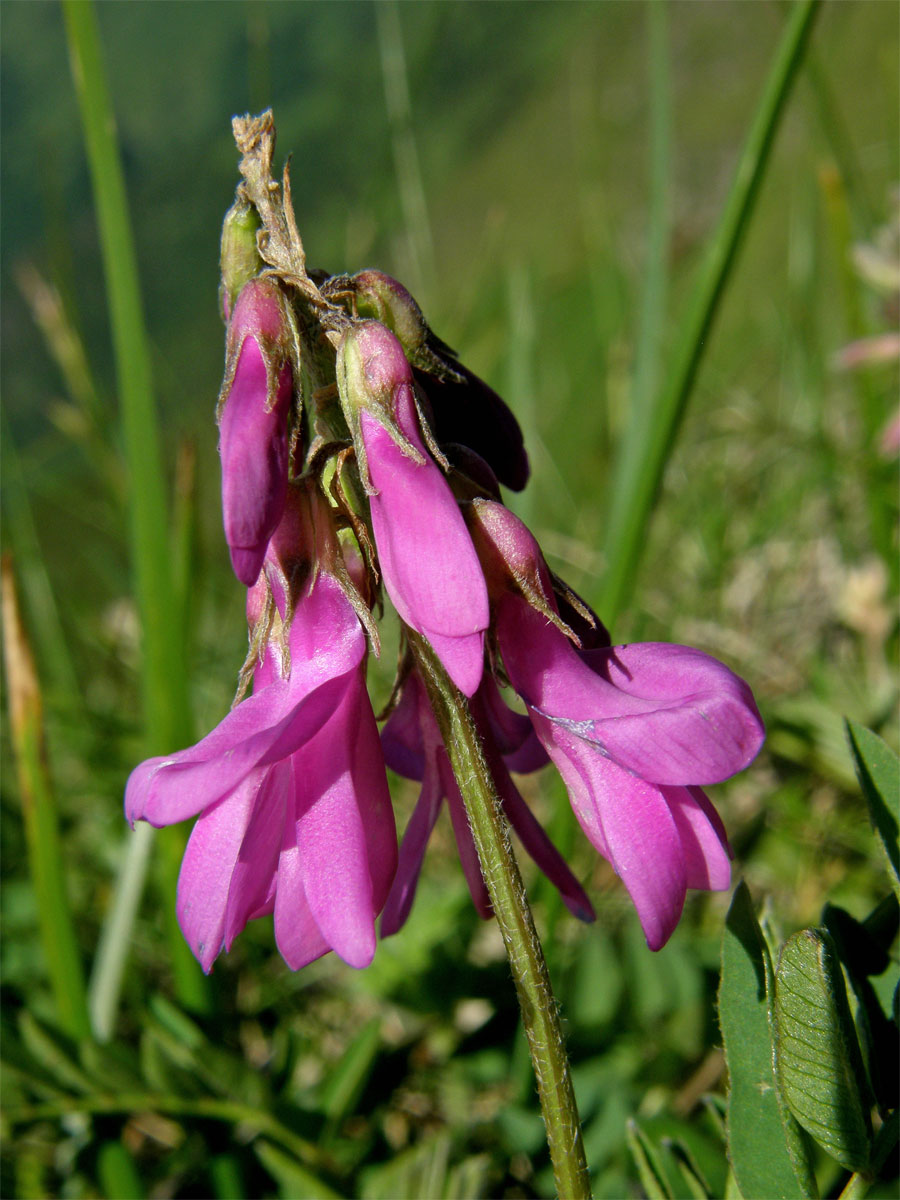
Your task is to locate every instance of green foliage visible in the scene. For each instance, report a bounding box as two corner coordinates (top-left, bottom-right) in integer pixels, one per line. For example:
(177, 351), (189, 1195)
(846, 721), (900, 899)
(2, 0), (898, 1197)
(719, 883), (816, 1199)
(714, 733), (900, 1200)
(774, 929), (872, 1172)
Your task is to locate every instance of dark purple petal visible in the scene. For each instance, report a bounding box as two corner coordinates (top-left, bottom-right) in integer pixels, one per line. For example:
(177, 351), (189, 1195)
(380, 764), (444, 937)
(440, 752), (492, 919)
(218, 278), (294, 587)
(492, 757), (595, 923)
(475, 677), (549, 773)
(413, 362), (530, 492)
(381, 677), (426, 781)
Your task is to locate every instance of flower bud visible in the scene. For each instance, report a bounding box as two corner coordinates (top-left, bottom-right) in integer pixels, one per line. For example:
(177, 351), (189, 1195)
(217, 277), (296, 586)
(219, 196), (262, 322)
(337, 321), (489, 696)
(466, 499), (577, 645)
(351, 270), (430, 361)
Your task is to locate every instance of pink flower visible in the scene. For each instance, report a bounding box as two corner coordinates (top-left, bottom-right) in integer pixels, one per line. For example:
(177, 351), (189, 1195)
(471, 500), (765, 950)
(337, 321), (489, 696)
(379, 671), (594, 934)
(125, 508), (397, 972)
(217, 277), (294, 586)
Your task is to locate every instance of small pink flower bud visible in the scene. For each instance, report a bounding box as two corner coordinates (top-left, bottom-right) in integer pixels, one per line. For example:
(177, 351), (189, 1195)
(337, 320), (489, 696)
(217, 277), (296, 586)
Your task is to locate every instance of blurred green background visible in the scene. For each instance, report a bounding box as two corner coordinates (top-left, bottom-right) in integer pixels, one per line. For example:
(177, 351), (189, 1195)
(2, 2), (897, 1197)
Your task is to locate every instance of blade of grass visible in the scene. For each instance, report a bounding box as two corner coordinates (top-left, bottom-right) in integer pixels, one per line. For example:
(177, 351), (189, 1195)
(599, 0), (821, 625)
(800, 36), (875, 233)
(630, 0), (671, 430)
(1, 556), (91, 1041)
(376, 0), (435, 303)
(0, 412), (83, 710)
(62, 0), (209, 1016)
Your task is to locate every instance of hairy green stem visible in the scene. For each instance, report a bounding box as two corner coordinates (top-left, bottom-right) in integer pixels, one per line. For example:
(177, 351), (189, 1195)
(407, 629), (591, 1199)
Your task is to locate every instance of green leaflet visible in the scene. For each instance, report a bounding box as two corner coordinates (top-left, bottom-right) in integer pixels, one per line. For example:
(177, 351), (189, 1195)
(845, 721), (900, 900)
(774, 929), (872, 1173)
(719, 883), (816, 1199)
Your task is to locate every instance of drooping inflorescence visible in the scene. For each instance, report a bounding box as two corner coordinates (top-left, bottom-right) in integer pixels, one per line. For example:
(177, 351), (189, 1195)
(125, 111), (765, 972)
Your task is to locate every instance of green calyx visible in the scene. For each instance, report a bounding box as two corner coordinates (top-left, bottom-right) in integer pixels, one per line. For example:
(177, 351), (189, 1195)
(219, 194), (263, 321)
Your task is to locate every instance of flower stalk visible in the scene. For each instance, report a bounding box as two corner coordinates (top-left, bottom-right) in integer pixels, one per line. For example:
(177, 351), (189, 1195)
(407, 627), (592, 1200)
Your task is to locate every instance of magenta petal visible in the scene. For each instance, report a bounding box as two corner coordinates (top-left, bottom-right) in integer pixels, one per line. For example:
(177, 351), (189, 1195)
(533, 715), (687, 948)
(220, 344), (291, 587)
(293, 679), (394, 969)
(176, 773), (262, 973)
(352, 689), (399, 916)
(597, 769), (687, 950)
(576, 643), (765, 784)
(223, 761), (290, 948)
(381, 675), (426, 781)
(424, 629), (485, 698)
(565, 735), (686, 950)
(380, 766), (444, 937)
(500, 598), (764, 786)
(476, 678), (549, 773)
(273, 795), (332, 972)
(294, 777), (375, 969)
(529, 713), (611, 859)
(127, 672), (351, 828)
(126, 574), (366, 831)
(664, 786), (732, 891)
(363, 391), (488, 649)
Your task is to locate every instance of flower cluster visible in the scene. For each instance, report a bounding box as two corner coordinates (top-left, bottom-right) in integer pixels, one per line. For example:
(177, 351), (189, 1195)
(126, 127), (764, 972)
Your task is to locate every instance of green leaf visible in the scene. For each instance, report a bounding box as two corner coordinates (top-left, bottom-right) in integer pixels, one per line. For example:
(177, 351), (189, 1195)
(719, 883), (817, 1199)
(443, 1153), (491, 1200)
(774, 928), (872, 1172)
(97, 1140), (144, 1200)
(208, 1154), (245, 1200)
(359, 1133), (456, 1200)
(626, 1119), (674, 1200)
(317, 1016), (381, 1126)
(254, 1139), (343, 1200)
(823, 902), (900, 1113)
(17, 1012), (95, 1096)
(845, 721), (900, 899)
(665, 1141), (712, 1200)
